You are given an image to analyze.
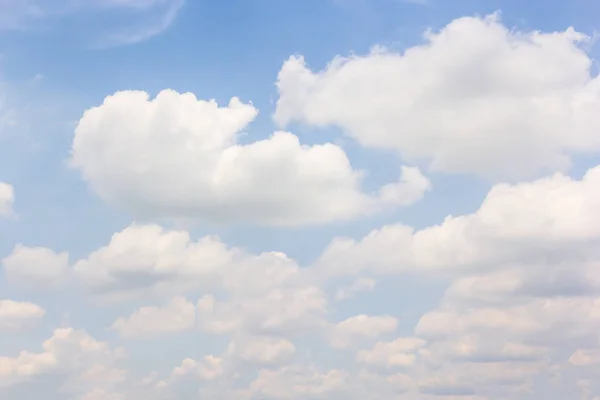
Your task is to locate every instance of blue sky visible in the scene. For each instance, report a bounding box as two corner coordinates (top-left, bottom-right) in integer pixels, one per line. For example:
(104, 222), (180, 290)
(1, 0), (600, 399)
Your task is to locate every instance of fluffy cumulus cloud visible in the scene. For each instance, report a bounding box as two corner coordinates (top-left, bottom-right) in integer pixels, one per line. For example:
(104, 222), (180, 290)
(72, 223), (233, 300)
(0, 328), (126, 392)
(309, 162), (600, 398)
(274, 14), (600, 180)
(71, 89), (430, 226)
(316, 164), (600, 277)
(3, 12), (600, 400)
(6, 161), (595, 399)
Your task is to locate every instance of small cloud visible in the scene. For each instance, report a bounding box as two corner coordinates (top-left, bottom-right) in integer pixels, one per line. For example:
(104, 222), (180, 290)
(27, 73), (45, 86)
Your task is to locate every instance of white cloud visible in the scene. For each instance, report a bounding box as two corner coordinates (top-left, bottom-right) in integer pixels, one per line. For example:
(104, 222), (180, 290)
(72, 223), (232, 300)
(415, 307), (543, 339)
(414, 361), (552, 397)
(2, 245), (69, 289)
(335, 277), (376, 301)
(5, 165), (600, 399)
(329, 314), (398, 348)
(274, 14), (600, 180)
(71, 223), (329, 328)
(5, 164), (596, 399)
(244, 365), (349, 399)
(399, 260), (600, 397)
(110, 296), (195, 338)
(169, 355), (223, 381)
(226, 336), (296, 366)
(317, 164), (600, 277)
(357, 337), (426, 367)
(0, 328), (125, 392)
(404, 258), (600, 396)
(309, 161), (600, 398)
(0, 299), (45, 331)
(569, 349), (600, 366)
(78, 389), (127, 400)
(0, 350), (56, 389)
(70, 89), (430, 227)
(357, 371), (415, 397)
(196, 285), (328, 337)
(422, 336), (549, 364)
(0, 182), (15, 217)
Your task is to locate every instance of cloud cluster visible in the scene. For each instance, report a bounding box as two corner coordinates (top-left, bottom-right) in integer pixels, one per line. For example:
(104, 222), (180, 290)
(0, 328), (126, 392)
(71, 90), (430, 226)
(2, 13), (600, 400)
(5, 161), (599, 398)
(275, 14), (600, 180)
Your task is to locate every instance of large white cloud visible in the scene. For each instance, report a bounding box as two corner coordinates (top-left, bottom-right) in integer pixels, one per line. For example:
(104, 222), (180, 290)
(0, 182), (14, 217)
(70, 89), (430, 227)
(274, 14), (600, 180)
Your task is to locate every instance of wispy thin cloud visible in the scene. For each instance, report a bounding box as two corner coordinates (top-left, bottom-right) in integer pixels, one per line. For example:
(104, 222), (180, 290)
(0, 1), (44, 30)
(95, 0), (184, 47)
(0, 0), (185, 46)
